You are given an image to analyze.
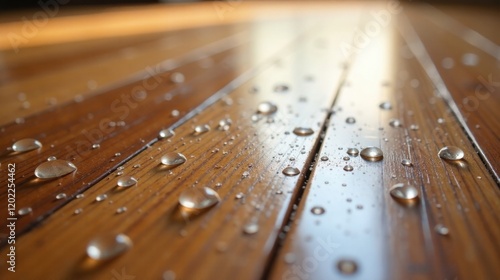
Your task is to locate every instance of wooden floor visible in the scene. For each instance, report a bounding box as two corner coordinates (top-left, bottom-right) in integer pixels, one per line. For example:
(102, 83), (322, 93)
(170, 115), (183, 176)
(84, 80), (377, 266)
(0, 2), (499, 280)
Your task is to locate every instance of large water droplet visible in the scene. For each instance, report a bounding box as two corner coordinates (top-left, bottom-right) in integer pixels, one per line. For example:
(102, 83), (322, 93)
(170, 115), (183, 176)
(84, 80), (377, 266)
(12, 138), (42, 152)
(117, 176), (137, 188)
(86, 233), (132, 260)
(311, 206), (325, 215)
(389, 183), (419, 200)
(257, 102), (277, 115)
(346, 148), (359, 157)
(360, 147), (383, 161)
(337, 259), (358, 274)
(34, 160), (77, 179)
(282, 167), (300, 176)
(161, 153), (187, 167)
(178, 187), (220, 210)
(159, 129), (175, 139)
(438, 146), (464, 160)
(293, 127), (314, 136)
(379, 102), (392, 110)
(194, 124), (210, 135)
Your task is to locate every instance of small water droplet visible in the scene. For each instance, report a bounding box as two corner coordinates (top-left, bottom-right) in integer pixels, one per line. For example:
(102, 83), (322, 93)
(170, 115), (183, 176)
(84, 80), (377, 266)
(235, 192), (245, 199)
(401, 159), (413, 167)
(243, 223), (259, 235)
(379, 102), (392, 110)
(116, 207), (128, 214)
(171, 110), (180, 117)
(274, 84), (289, 92)
(346, 148), (359, 157)
(409, 124), (419, 131)
(76, 194), (85, 199)
(389, 183), (419, 200)
(47, 156), (57, 161)
(284, 253), (296, 264)
(437, 118), (445, 124)
(159, 129), (175, 139)
(86, 233), (132, 260)
(34, 160), (77, 179)
(337, 259), (358, 275)
(292, 127), (314, 136)
(360, 147), (383, 161)
(194, 124), (210, 135)
(257, 102), (277, 115)
(170, 72), (185, 83)
(178, 187), (220, 210)
(18, 207), (32, 216)
(311, 206), (325, 215)
(343, 165), (353, 172)
(12, 138), (42, 152)
(74, 208), (83, 215)
(345, 117), (356, 124)
(218, 118), (232, 131)
(117, 176), (137, 188)
(389, 118), (402, 127)
(441, 57), (454, 69)
(438, 146), (464, 160)
(282, 167), (300, 176)
(161, 153), (187, 167)
(92, 143), (100, 149)
(461, 53), (478, 66)
(95, 194), (108, 202)
(343, 156), (350, 161)
(320, 156), (329, 161)
(55, 193), (67, 200)
(242, 171), (250, 178)
(435, 224), (449, 236)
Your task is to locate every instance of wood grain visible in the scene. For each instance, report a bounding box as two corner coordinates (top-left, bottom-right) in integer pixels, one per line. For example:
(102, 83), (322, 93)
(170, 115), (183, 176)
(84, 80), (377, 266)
(0, 2), (498, 280)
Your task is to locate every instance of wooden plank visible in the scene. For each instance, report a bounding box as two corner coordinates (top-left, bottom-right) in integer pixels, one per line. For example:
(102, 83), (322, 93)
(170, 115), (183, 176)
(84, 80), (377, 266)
(0, 14), (359, 279)
(269, 11), (500, 280)
(407, 6), (500, 181)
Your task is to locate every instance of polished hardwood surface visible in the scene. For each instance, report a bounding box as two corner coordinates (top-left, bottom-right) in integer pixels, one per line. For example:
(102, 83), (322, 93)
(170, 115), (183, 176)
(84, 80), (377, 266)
(0, 2), (498, 280)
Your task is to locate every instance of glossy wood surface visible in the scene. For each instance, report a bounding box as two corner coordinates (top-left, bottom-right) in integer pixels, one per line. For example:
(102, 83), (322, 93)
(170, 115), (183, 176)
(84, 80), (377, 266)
(0, 2), (498, 280)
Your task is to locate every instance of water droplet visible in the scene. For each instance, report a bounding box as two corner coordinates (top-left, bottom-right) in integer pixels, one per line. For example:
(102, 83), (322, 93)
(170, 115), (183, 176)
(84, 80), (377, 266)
(389, 118), (402, 127)
(55, 193), (67, 200)
(235, 192), (245, 199)
(311, 206), (325, 215)
(346, 148), (359, 157)
(159, 129), (175, 139)
(76, 194), (85, 199)
(34, 160), (77, 179)
(116, 207), (127, 214)
(337, 259), (358, 275)
(441, 57), (454, 69)
(360, 147), (383, 161)
(92, 143), (100, 149)
(274, 84), (289, 92)
(170, 72), (185, 83)
(435, 224), (449, 236)
(293, 127), (314, 136)
(161, 153), (187, 167)
(437, 118), (445, 124)
(401, 159), (413, 167)
(461, 53), (478, 66)
(74, 208), (83, 215)
(282, 167), (300, 176)
(343, 165), (353, 172)
(18, 207), (32, 216)
(95, 194), (108, 202)
(171, 110), (180, 117)
(12, 138), (42, 152)
(47, 156), (57, 161)
(345, 117), (356, 124)
(242, 171), (250, 178)
(379, 102), (392, 110)
(257, 102), (277, 115)
(86, 233), (132, 260)
(284, 253), (296, 264)
(194, 124), (210, 135)
(218, 118), (232, 131)
(409, 124), (419, 131)
(389, 183), (419, 200)
(320, 156), (329, 161)
(178, 187), (220, 210)
(438, 146), (464, 160)
(117, 176), (137, 188)
(343, 156), (350, 161)
(243, 223), (259, 235)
